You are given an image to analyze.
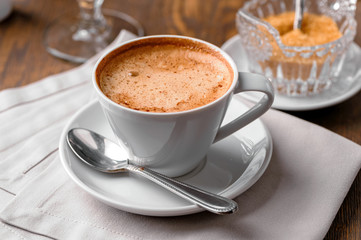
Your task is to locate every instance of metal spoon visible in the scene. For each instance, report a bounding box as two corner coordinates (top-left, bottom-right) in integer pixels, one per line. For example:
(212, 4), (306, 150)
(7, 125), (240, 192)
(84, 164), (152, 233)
(293, 0), (305, 30)
(67, 128), (238, 215)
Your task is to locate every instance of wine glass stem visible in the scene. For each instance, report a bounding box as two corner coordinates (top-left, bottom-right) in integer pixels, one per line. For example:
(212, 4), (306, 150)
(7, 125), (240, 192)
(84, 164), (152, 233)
(74, 0), (109, 42)
(77, 0), (104, 22)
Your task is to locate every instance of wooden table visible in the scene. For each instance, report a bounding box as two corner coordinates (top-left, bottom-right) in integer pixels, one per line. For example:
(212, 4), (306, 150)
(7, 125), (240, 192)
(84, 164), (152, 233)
(1, 0), (360, 238)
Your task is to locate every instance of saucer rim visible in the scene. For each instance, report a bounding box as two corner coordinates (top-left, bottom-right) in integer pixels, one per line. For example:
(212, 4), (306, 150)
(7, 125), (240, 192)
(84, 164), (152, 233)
(222, 35), (361, 111)
(59, 99), (272, 216)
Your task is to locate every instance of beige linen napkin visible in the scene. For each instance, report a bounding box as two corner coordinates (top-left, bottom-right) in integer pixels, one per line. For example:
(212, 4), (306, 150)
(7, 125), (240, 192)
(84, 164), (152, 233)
(1, 30), (361, 240)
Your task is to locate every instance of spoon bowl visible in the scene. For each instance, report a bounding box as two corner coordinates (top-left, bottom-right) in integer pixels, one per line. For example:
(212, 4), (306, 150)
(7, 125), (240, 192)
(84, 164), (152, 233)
(67, 128), (238, 215)
(67, 129), (129, 172)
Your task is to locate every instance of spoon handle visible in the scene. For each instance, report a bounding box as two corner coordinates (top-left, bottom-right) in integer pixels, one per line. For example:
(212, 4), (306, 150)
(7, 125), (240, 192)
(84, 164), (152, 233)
(293, 0), (305, 30)
(126, 164), (238, 215)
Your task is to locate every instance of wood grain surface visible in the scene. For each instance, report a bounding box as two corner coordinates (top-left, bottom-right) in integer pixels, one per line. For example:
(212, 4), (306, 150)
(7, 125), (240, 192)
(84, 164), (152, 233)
(1, 0), (361, 239)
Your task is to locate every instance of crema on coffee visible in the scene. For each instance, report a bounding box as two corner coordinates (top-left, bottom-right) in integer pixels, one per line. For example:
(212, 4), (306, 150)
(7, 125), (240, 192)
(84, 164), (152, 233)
(96, 38), (233, 113)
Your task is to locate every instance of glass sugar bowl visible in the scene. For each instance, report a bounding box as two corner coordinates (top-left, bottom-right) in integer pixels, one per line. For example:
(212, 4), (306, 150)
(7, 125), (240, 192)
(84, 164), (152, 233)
(236, 0), (357, 96)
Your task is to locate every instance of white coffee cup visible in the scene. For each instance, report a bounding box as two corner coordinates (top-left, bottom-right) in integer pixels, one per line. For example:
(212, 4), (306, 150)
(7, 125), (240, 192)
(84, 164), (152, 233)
(93, 35), (274, 177)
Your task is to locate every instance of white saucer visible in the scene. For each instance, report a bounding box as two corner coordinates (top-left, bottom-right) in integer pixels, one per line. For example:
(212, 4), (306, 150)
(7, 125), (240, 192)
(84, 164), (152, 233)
(222, 35), (361, 111)
(59, 97), (272, 216)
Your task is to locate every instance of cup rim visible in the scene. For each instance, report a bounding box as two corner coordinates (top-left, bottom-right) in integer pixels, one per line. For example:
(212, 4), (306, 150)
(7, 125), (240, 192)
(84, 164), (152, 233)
(92, 35), (239, 116)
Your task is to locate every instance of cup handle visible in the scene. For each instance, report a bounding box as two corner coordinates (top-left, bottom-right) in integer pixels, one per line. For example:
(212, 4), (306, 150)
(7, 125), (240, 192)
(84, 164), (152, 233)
(213, 72), (274, 143)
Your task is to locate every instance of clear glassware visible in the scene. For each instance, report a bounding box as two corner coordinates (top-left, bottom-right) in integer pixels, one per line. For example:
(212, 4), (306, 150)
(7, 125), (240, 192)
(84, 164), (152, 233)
(44, 0), (144, 63)
(236, 0), (357, 96)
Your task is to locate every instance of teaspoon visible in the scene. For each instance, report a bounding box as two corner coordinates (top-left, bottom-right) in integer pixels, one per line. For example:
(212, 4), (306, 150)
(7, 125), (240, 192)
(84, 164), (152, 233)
(293, 0), (305, 30)
(67, 128), (238, 215)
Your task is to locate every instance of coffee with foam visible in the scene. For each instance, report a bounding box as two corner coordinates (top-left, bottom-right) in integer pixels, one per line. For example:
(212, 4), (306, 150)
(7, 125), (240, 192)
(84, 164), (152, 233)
(96, 38), (233, 113)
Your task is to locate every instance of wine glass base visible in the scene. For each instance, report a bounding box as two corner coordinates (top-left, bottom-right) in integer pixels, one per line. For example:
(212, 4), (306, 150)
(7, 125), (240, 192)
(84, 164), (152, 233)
(44, 9), (144, 63)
